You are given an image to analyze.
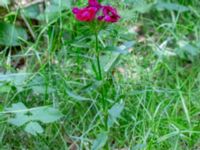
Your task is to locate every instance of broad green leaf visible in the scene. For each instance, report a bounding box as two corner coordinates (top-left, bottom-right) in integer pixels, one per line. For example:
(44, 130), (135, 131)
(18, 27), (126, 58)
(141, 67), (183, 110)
(0, 73), (30, 91)
(107, 101), (125, 128)
(0, 73), (30, 86)
(6, 103), (63, 125)
(0, 84), (11, 93)
(156, 2), (189, 12)
(31, 107), (63, 123)
(8, 113), (30, 127)
(0, 22), (28, 46)
(24, 122), (44, 136)
(0, 0), (10, 7)
(22, 5), (41, 19)
(37, 0), (70, 21)
(6, 102), (27, 111)
(120, 9), (138, 20)
(132, 143), (146, 150)
(91, 132), (108, 150)
(175, 41), (200, 61)
(31, 86), (55, 94)
(37, 5), (60, 21)
(25, 74), (55, 94)
(22, 0), (71, 20)
(124, 0), (135, 4)
(5, 102), (63, 135)
(6, 102), (29, 126)
(178, 41), (199, 56)
(132, 0), (152, 13)
(50, 0), (71, 9)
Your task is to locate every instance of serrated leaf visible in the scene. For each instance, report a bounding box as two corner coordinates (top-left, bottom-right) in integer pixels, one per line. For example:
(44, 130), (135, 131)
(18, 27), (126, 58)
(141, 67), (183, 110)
(107, 101), (125, 128)
(0, 22), (28, 46)
(24, 122), (44, 136)
(91, 132), (108, 150)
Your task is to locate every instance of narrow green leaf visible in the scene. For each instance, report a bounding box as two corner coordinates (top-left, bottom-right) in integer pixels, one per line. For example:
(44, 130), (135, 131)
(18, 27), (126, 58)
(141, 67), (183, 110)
(107, 101), (125, 128)
(103, 41), (135, 73)
(156, 2), (189, 12)
(157, 131), (179, 143)
(92, 132), (108, 150)
(104, 53), (120, 73)
(0, 22), (28, 46)
(132, 143), (146, 150)
(66, 90), (91, 101)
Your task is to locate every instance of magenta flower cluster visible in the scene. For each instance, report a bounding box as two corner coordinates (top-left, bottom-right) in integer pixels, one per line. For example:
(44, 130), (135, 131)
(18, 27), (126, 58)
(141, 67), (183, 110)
(72, 0), (120, 23)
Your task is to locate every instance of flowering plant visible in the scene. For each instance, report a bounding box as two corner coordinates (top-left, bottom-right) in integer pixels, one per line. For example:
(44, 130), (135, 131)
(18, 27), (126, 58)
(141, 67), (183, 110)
(72, 0), (121, 137)
(72, 0), (120, 81)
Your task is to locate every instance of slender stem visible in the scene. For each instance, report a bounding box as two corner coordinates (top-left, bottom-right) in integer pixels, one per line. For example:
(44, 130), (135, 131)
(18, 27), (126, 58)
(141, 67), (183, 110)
(95, 32), (102, 80)
(94, 30), (109, 134)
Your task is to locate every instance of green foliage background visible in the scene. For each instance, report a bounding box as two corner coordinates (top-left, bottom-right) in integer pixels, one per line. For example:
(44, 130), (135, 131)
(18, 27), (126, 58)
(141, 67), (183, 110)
(0, 0), (200, 149)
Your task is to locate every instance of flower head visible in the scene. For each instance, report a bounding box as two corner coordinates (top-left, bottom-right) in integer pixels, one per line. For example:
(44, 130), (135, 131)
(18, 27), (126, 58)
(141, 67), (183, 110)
(72, 7), (98, 22)
(88, 0), (101, 7)
(98, 6), (120, 23)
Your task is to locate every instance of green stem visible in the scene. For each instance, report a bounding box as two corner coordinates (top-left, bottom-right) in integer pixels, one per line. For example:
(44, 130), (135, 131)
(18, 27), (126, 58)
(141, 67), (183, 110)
(95, 32), (102, 80)
(95, 31), (108, 133)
